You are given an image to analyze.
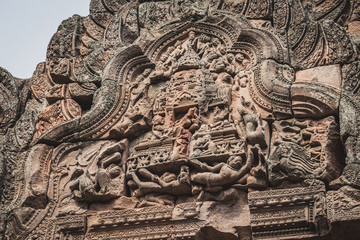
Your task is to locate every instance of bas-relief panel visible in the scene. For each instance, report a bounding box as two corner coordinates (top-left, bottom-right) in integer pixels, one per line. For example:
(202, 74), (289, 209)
(1, 0), (360, 239)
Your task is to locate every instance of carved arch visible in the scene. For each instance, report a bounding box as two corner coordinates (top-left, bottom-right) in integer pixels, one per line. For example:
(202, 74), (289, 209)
(35, 45), (152, 143)
(35, 14), (291, 143)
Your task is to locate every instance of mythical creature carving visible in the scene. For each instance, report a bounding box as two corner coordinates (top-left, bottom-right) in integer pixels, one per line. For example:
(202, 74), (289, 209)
(65, 140), (129, 202)
(268, 117), (344, 186)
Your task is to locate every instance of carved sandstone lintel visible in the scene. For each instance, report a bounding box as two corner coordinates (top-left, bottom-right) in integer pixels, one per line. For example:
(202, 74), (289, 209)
(248, 182), (328, 239)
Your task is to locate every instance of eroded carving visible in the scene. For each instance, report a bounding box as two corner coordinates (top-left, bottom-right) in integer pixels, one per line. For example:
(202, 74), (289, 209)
(60, 140), (129, 203)
(268, 117), (344, 186)
(249, 181), (328, 239)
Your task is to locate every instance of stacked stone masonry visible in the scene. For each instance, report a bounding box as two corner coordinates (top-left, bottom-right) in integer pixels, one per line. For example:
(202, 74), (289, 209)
(0, 0), (360, 239)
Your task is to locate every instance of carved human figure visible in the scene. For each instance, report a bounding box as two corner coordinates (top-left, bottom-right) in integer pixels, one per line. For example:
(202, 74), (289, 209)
(196, 34), (212, 57)
(210, 106), (229, 129)
(233, 70), (250, 91)
(190, 134), (206, 157)
(182, 30), (197, 51)
(127, 165), (190, 197)
(234, 53), (250, 71)
(209, 46), (228, 73)
(68, 140), (128, 201)
(200, 135), (217, 155)
(202, 38), (222, 68)
(190, 145), (266, 188)
(95, 164), (122, 194)
(170, 107), (200, 159)
(237, 97), (268, 149)
(190, 152), (249, 187)
(150, 54), (173, 80)
(164, 40), (185, 66)
(179, 107), (200, 132)
(130, 68), (152, 106)
(69, 168), (96, 199)
(153, 90), (166, 112)
(189, 124), (208, 155)
(97, 140), (128, 169)
(190, 134), (217, 157)
(112, 100), (152, 136)
(171, 127), (192, 159)
(230, 53), (251, 91)
(151, 114), (171, 139)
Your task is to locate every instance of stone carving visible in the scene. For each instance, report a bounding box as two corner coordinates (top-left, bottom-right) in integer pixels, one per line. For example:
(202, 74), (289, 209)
(126, 30), (272, 200)
(190, 145), (266, 189)
(272, 0), (358, 69)
(57, 140), (129, 203)
(1, 0), (360, 239)
(170, 107), (200, 159)
(291, 64), (342, 119)
(248, 181), (328, 239)
(33, 99), (82, 141)
(329, 61), (360, 192)
(0, 67), (30, 134)
(268, 117), (344, 186)
(33, 81), (97, 141)
(30, 62), (54, 100)
(327, 186), (360, 239)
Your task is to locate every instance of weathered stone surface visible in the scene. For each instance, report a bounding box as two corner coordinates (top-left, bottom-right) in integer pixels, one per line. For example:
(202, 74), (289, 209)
(22, 144), (53, 209)
(268, 117), (344, 187)
(0, 67), (30, 135)
(291, 65), (341, 119)
(249, 181), (328, 239)
(327, 186), (360, 240)
(1, 0), (360, 239)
